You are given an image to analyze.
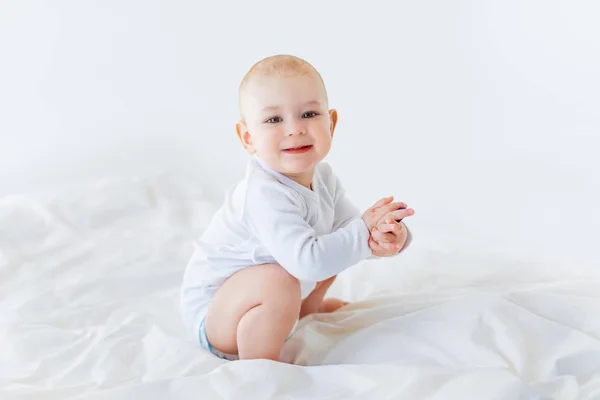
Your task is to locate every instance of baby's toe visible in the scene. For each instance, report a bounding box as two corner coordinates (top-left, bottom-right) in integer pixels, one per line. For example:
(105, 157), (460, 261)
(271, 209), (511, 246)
(320, 298), (349, 313)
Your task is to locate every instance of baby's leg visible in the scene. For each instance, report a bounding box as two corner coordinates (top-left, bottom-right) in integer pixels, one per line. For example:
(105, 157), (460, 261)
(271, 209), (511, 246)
(204, 264), (301, 361)
(299, 275), (348, 318)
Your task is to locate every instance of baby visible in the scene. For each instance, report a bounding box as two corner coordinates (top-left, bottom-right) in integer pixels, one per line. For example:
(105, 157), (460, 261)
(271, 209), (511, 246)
(180, 54), (414, 362)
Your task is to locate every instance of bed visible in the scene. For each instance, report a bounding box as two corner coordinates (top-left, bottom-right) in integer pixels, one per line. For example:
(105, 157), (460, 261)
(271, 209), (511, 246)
(1, 174), (599, 399)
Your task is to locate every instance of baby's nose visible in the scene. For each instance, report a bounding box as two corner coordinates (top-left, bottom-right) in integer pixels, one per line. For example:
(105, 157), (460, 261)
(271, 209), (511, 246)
(286, 120), (306, 135)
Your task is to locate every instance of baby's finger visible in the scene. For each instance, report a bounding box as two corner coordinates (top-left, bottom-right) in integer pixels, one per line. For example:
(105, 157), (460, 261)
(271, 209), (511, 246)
(370, 236), (396, 250)
(379, 202), (408, 216)
(372, 196), (394, 209)
(393, 221), (407, 236)
(370, 238), (397, 257)
(372, 229), (394, 243)
(377, 223), (398, 233)
(377, 240), (401, 251)
(369, 238), (385, 253)
(387, 208), (415, 221)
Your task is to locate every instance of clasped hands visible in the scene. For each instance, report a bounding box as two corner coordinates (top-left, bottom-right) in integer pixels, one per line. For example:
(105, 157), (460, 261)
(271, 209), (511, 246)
(362, 197), (414, 257)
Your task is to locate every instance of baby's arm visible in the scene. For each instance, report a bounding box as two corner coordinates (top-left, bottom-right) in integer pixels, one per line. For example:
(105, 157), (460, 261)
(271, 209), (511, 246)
(244, 180), (372, 282)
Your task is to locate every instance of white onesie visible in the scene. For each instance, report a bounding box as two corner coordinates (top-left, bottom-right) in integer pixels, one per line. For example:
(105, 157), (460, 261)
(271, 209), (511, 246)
(179, 156), (411, 338)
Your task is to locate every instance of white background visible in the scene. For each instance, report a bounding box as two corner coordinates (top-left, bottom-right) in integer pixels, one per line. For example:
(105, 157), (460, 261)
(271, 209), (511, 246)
(1, 0), (599, 266)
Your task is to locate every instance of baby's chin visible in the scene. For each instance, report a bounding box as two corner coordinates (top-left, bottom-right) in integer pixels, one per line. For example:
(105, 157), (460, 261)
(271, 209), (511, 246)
(257, 151), (324, 176)
(279, 155), (323, 174)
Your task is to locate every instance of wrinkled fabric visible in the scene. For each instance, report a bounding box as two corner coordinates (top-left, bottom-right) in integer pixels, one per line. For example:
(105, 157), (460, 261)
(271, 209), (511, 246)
(1, 175), (599, 400)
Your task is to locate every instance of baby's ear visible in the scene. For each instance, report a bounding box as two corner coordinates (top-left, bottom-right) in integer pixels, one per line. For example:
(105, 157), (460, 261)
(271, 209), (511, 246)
(236, 121), (255, 154)
(328, 109), (338, 138)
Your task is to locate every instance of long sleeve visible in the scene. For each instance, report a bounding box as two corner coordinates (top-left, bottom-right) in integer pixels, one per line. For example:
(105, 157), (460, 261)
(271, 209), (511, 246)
(242, 178), (372, 282)
(331, 176), (363, 231)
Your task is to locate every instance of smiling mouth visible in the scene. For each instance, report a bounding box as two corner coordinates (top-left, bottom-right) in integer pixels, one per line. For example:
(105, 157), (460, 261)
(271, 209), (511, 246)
(282, 145), (313, 154)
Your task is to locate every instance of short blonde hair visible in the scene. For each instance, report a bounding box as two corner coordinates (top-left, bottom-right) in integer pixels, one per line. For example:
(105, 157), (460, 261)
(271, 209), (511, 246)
(238, 54), (327, 119)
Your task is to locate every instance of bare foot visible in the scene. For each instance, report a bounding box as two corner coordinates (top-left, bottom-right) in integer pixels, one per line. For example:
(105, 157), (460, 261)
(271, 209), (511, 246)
(318, 298), (349, 313)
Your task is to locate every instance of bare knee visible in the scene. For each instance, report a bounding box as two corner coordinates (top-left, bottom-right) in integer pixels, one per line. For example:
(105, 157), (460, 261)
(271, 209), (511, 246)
(205, 263), (301, 355)
(258, 264), (302, 313)
(235, 265), (301, 360)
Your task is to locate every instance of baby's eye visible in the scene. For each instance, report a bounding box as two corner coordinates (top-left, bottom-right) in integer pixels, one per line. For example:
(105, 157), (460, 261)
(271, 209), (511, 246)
(302, 111), (318, 118)
(265, 116), (282, 124)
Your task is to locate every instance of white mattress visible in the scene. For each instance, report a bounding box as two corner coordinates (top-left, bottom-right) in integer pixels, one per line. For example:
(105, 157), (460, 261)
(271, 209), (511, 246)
(1, 175), (599, 400)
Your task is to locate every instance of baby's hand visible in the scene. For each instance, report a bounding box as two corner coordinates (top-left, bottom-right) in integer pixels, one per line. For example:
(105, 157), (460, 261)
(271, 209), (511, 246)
(368, 220), (407, 257)
(368, 208), (414, 257)
(362, 197), (407, 232)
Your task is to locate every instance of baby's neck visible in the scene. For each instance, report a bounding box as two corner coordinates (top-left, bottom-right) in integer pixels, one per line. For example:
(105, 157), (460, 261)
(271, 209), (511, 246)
(284, 169), (314, 190)
(253, 156), (315, 190)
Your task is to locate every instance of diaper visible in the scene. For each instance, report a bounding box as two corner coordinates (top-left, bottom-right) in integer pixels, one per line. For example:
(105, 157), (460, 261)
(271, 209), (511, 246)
(198, 317), (299, 361)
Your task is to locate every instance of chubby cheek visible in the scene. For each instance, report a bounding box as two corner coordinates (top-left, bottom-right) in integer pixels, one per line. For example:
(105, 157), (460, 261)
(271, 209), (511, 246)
(266, 136), (284, 154)
(255, 136), (283, 159)
(314, 133), (332, 154)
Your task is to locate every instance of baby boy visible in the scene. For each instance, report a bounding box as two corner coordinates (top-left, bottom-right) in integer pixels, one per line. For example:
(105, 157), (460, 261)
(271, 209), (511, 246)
(180, 54), (414, 362)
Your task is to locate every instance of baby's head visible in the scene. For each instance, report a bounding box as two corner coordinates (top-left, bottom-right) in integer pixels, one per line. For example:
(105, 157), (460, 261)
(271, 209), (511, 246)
(236, 55), (338, 183)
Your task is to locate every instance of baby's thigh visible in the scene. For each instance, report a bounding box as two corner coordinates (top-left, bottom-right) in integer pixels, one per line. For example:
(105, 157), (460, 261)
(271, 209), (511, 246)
(205, 264), (301, 350)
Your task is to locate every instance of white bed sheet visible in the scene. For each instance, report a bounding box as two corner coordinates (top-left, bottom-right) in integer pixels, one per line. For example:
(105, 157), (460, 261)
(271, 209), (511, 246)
(1, 175), (599, 400)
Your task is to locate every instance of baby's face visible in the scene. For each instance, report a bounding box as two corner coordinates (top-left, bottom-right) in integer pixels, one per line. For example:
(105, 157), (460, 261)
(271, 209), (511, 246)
(237, 73), (336, 177)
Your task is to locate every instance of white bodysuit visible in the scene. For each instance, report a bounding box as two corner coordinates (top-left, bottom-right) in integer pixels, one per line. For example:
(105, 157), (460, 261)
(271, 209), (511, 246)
(179, 156), (411, 338)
